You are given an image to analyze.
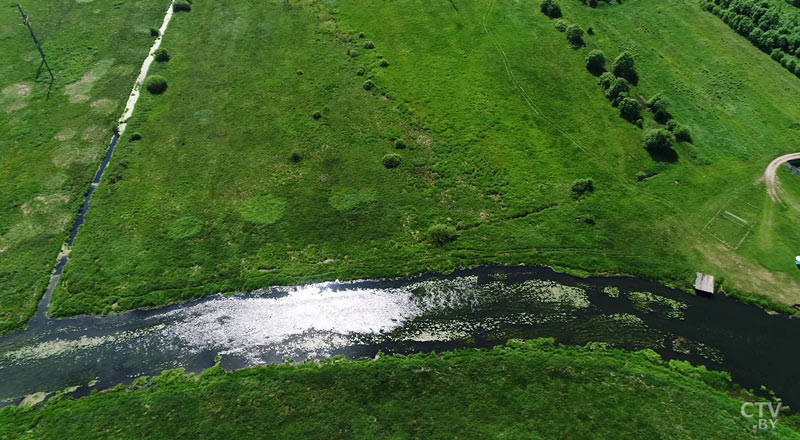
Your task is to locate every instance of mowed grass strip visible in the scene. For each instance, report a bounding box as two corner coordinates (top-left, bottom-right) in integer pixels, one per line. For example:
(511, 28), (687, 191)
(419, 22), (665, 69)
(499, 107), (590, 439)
(0, 0), (170, 333)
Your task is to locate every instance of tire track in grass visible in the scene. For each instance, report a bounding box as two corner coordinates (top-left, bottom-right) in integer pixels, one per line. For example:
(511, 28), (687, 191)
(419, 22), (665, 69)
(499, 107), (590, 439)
(480, 0), (676, 212)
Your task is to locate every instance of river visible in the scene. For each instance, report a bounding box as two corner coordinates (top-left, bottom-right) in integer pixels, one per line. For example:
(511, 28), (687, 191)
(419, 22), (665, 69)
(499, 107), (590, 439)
(0, 266), (797, 410)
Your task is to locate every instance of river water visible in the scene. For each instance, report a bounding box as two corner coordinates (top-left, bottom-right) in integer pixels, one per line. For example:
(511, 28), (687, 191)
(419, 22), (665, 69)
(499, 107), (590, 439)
(0, 266), (797, 409)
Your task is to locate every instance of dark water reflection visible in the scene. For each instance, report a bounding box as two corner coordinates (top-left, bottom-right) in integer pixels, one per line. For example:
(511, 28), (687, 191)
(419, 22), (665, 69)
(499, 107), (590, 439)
(1, 267), (797, 410)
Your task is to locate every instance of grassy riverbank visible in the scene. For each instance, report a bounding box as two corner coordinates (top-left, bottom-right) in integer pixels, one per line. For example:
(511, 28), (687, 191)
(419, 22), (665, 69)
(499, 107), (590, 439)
(0, 0), (171, 333)
(1, 340), (797, 439)
(47, 0), (800, 318)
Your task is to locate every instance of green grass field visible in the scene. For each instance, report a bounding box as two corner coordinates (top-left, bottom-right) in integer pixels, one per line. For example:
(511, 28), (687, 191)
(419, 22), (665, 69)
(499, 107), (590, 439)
(45, 0), (800, 318)
(0, 0), (170, 333)
(2, 340), (798, 439)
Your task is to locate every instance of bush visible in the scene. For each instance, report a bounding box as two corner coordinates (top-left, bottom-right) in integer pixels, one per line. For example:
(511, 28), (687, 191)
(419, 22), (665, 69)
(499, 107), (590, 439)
(585, 49), (606, 75)
(363, 79), (375, 91)
(566, 25), (584, 47)
(605, 77), (630, 106)
(363, 40), (375, 49)
(673, 124), (692, 142)
(612, 51), (638, 84)
(312, 111), (322, 120)
(642, 128), (674, 152)
(597, 72), (614, 89)
(571, 178), (595, 199)
(173, 1), (191, 12)
(144, 75), (168, 94)
(647, 93), (672, 123)
(554, 19), (570, 32)
(427, 224), (458, 246)
(348, 49), (359, 58)
(379, 59), (390, 68)
(394, 139), (407, 149)
(290, 152), (302, 163)
(382, 153), (402, 168)
(540, 0), (562, 18)
(154, 48), (170, 63)
(149, 27), (160, 37)
(618, 97), (642, 123)
(129, 133), (142, 142)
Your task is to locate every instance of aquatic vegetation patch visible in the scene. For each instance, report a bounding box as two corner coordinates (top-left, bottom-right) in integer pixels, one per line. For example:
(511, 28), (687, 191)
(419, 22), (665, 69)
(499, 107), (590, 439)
(626, 291), (688, 320)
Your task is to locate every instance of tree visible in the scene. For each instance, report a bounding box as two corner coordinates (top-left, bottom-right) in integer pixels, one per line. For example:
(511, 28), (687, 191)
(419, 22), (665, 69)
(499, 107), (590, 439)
(597, 72), (614, 89)
(618, 97), (642, 123)
(586, 49), (606, 75)
(642, 128), (674, 152)
(566, 24), (584, 47)
(648, 94), (673, 123)
(612, 51), (638, 84)
(540, 0), (562, 18)
(605, 77), (630, 106)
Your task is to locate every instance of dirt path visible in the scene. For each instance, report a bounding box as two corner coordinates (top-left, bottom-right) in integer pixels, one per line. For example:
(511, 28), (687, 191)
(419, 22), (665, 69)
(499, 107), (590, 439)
(763, 153), (800, 203)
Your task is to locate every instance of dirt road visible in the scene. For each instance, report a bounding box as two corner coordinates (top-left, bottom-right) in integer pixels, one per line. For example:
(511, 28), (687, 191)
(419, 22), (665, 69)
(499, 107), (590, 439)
(764, 153), (800, 203)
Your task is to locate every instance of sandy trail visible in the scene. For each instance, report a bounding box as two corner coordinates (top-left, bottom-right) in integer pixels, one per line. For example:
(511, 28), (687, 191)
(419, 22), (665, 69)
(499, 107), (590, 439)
(764, 153), (800, 203)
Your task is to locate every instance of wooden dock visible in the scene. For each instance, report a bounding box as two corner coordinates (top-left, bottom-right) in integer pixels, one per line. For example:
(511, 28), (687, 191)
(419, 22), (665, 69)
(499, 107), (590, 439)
(694, 272), (715, 294)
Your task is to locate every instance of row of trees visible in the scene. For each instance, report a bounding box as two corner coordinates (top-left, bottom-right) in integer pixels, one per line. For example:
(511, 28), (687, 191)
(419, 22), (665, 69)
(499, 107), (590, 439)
(703, 0), (800, 77)
(588, 50), (692, 153)
(541, 0), (692, 156)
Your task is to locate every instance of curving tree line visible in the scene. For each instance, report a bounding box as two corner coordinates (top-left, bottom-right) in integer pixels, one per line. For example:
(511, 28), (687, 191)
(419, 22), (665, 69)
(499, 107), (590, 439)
(702, 0), (800, 77)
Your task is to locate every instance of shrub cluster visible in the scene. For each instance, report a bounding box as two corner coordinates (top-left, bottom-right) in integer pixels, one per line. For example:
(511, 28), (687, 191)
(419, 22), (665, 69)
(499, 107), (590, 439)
(585, 49), (606, 75)
(382, 153), (402, 168)
(540, 0), (562, 18)
(173, 1), (191, 12)
(611, 51), (638, 84)
(154, 48), (170, 63)
(566, 24), (585, 47)
(571, 178), (595, 199)
(427, 224), (458, 246)
(702, 0), (800, 77)
(642, 128), (675, 152)
(144, 75), (168, 94)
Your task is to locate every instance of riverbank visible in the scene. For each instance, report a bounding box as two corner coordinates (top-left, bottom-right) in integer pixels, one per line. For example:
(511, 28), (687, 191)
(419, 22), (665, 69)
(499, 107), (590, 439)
(2, 267), (798, 415)
(2, 340), (798, 439)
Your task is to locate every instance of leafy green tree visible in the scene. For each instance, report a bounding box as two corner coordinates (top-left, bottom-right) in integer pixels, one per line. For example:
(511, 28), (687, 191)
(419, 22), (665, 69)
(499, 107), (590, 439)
(540, 0), (562, 18)
(618, 97), (642, 123)
(612, 51), (638, 84)
(586, 49), (606, 75)
(566, 24), (584, 47)
(606, 77), (630, 106)
(597, 72), (614, 89)
(642, 128), (675, 152)
(647, 93), (672, 123)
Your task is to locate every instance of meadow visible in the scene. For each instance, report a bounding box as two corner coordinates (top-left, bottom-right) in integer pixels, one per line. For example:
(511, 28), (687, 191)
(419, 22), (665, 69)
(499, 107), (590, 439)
(0, 0), (170, 333)
(2, 339), (798, 439)
(46, 0), (800, 317)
